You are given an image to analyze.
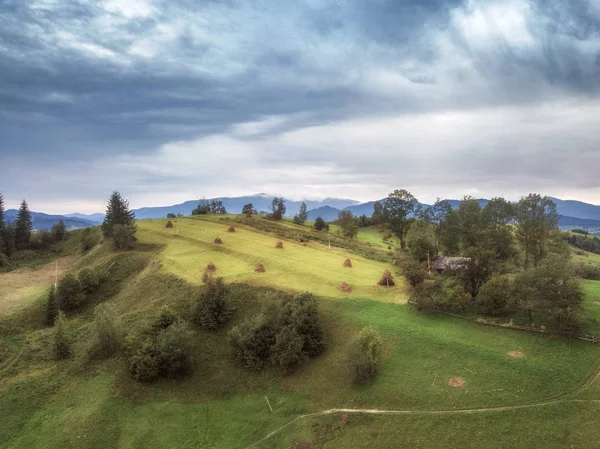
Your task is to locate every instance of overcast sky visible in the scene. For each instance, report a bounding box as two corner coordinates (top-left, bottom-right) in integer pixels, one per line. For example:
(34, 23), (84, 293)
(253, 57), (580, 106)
(1, 0), (599, 213)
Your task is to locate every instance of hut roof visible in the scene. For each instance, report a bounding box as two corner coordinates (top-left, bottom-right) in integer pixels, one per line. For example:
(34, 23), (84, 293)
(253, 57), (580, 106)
(433, 256), (470, 272)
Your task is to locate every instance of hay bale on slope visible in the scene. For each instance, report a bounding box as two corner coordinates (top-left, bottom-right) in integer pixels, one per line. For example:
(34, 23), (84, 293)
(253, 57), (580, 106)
(255, 264), (266, 273)
(166, 220), (173, 228)
(206, 261), (216, 271)
(339, 281), (352, 292)
(343, 258), (352, 268)
(275, 241), (284, 249)
(377, 270), (395, 287)
(227, 226), (235, 232)
(214, 237), (223, 244)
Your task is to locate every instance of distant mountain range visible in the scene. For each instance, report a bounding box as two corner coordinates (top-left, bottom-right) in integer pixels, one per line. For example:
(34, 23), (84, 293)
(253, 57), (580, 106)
(4, 210), (99, 230)
(6, 194), (600, 234)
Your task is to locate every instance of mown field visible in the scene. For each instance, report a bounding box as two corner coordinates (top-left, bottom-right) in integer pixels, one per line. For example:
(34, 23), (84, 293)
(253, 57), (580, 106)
(1, 217), (599, 449)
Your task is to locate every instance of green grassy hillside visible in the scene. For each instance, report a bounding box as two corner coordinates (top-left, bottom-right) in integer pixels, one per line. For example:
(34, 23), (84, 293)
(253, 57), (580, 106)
(1, 217), (599, 449)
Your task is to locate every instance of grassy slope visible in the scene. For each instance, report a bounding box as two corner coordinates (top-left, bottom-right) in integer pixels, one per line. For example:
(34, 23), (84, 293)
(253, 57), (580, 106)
(1, 219), (599, 449)
(141, 218), (407, 302)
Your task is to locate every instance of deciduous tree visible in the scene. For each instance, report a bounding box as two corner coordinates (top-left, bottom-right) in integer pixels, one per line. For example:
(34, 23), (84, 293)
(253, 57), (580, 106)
(384, 189), (417, 249)
(514, 194), (558, 269)
(269, 197), (286, 220)
(338, 210), (358, 239)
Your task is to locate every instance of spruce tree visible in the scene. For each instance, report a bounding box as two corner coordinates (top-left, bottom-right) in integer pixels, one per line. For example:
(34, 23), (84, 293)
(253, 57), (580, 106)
(53, 311), (71, 360)
(14, 200), (33, 250)
(102, 191), (136, 237)
(46, 285), (59, 326)
(298, 201), (308, 224)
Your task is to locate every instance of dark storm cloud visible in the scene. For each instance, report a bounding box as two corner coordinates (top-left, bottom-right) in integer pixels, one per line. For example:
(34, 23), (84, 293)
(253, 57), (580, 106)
(1, 0), (599, 211)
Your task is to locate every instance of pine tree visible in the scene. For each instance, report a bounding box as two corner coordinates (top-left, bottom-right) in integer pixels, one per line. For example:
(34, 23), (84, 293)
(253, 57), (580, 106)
(46, 285), (59, 326)
(102, 191), (136, 237)
(51, 220), (67, 241)
(53, 311), (71, 360)
(297, 201), (308, 224)
(14, 200), (33, 250)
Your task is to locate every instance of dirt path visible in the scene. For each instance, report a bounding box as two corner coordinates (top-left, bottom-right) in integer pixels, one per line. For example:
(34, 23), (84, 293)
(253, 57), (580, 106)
(244, 360), (600, 448)
(0, 257), (74, 316)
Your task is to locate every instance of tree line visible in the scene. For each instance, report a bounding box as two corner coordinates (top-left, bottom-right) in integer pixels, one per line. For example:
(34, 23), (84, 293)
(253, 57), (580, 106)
(0, 192), (67, 261)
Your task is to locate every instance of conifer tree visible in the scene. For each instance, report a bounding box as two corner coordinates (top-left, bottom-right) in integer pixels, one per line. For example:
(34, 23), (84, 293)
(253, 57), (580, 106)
(53, 311), (71, 360)
(46, 285), (59, 326)
(297, 201), (308, 224)
(102, 191), (136, 237)
(14, 200), (33, 250)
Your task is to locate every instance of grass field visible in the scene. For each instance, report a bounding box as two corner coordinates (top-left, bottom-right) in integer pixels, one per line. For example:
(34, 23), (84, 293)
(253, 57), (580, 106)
(1, 217), (599, 448)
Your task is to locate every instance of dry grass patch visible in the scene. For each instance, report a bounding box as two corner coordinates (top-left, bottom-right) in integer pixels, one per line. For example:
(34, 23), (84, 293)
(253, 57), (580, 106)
(447, 377), (466, 388)
(508, 351), (524, 358)
(0, 256), (74, 316)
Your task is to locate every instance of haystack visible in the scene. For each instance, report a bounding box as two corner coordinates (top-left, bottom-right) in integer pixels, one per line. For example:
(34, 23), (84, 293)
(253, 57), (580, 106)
(275, 241), (284, 249)
(206, 261), (216, 271)
(214, 237), (223, 244)
(255, 264), (266, 273)
(378, 270), (395, 287)
(343, 258), (352, 268)
(166, 220), (173, 228)
(339, 281), (352, 292)
(227, 226), (235, 232)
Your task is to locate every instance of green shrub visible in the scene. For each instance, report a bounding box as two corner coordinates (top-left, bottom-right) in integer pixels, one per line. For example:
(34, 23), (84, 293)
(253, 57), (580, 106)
(81, 227), (100, 252)
(445, 284), (472, 313)
(128, 321), (193, 382)
(152, 305), (176, 332)
(574, 263), (600, 281)
(57, 274), (85, 310)
(51, 220), (67, 241)
(112, 224), (135, 250)
(193, 277), (235, 329)
(40, 230), (55, 246)
(86, 304), (122, 360)
(155, 321), (194, 379)
(46, 285), (59, 326)
(403, 261), (427, 288)
(228, 314), (276, 372)
(129, 344), (160, 382)
(477, 276), (512, 316)
(78, 267), (99, 293)
(53, 311), (71, 360)
(348, 326), (382, 385)
(10, 250), (38, 263)
(228, 292), (324, 373)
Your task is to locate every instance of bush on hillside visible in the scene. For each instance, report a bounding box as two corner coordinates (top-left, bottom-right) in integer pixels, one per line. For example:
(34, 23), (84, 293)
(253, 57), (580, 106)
(53, 311), (71, 360)
(348, 326), (382, 385)
(152, 305), (177, 332)
(57, 274), (85, 310)
(314, 217), (327, 231)
(113, 224), (135, 250)
(228, 292), (324, 373)
(129, 321), (194, 382)
(477, 276), (512, 316)
(403, 261), (427, 288)
(574, 263), (600, 281)
(78, 267), (99, 293)
(81, 227), (100, 252)
(192, 277), (235, 330)
(86, 304), (123, 360)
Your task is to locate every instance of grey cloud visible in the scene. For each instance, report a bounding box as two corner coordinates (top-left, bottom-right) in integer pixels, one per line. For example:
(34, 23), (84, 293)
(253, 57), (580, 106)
(1, 0), (600, 210)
